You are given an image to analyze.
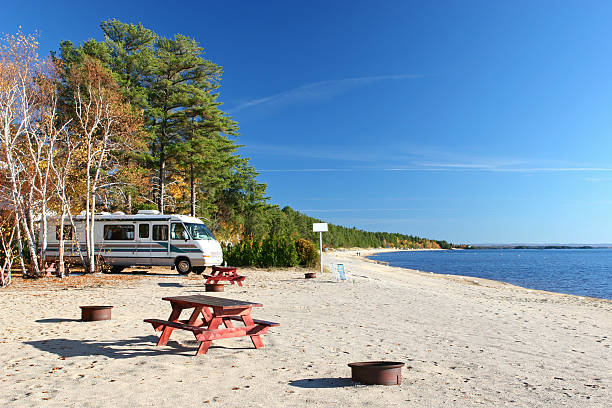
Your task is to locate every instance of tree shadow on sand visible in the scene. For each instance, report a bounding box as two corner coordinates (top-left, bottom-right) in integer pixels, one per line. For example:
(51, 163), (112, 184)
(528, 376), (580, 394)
(35, 318), (82, 323)
(157, 282), (185, 288)
(25, 336), (258, 359)
(289, 378), (355, 388)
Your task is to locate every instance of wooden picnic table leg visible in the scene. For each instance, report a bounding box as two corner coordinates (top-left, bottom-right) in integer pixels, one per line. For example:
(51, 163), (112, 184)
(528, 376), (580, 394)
(241, 314), (265, 349)
(230, 271), (242, 286)
(157, 304), (183, 346)
(200, 306), (213, 325)
(187, 306), (204, 326)
(195, 316), (223, 356)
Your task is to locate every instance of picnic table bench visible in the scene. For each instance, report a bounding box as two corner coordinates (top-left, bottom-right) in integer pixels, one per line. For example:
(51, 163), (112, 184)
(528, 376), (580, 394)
(144, 295), (278, 356)
(203, 265), (245, 286)
(41, 261), (71, 277)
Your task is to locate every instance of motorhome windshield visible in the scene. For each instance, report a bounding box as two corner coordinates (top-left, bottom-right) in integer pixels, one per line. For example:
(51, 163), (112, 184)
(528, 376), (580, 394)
(186, 223), (215, 240)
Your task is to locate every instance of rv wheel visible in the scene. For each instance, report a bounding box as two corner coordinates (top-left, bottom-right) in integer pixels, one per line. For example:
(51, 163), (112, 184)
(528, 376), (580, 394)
(176, 258), (191, 275)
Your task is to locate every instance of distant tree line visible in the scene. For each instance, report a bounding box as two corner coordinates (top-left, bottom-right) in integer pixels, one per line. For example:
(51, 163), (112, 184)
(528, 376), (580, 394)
(457, 245), (596, 250)
(229, 206), (452, 251)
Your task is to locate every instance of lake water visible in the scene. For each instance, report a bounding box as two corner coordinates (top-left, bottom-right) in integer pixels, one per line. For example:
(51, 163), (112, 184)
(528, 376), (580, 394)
(367, 249), (612, 300)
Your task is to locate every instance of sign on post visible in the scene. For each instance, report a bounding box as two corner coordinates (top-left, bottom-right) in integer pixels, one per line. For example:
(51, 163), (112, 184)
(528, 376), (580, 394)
(313, 223), (328, 276)
(313, 223), (328, 232)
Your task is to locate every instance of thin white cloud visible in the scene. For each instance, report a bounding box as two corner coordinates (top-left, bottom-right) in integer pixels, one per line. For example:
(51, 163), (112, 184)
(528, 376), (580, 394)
(243, 141), (612, 174)
(240, 143), (381, 162)
(230, 74), (422, 113)
(416, 162), (501, 169)
(241, 143), (533, 168)
(406, 159), (612, 173)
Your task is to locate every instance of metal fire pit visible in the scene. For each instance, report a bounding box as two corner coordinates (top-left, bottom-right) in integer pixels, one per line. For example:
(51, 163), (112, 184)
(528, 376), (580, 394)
(348, 361), (405, 385)
(80, 306), (113, 322)
(205, 283), (225, 292)
(304, 272), (317, 279)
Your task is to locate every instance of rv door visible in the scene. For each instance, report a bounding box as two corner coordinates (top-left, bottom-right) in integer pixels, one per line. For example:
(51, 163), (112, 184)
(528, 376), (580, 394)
(137, 222), (152, 265)
(151, 223), (171, 266)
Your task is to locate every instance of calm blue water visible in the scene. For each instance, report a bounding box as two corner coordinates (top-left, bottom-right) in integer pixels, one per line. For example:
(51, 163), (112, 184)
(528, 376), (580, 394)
(368, 249), (612, 300)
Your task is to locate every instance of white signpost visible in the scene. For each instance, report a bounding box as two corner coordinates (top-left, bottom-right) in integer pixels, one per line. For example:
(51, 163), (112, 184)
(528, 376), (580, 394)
(313, 223), (328, 276)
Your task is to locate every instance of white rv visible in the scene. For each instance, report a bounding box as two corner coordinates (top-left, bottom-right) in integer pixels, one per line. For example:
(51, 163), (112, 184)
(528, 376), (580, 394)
(43, 210), (223, 275)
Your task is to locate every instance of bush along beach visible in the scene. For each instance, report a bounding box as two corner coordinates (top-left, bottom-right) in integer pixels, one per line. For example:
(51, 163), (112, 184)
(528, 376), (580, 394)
(223, 237), (318, 268)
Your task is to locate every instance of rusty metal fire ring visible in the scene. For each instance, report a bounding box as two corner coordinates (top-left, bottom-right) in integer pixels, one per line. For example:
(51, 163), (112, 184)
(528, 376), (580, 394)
(348, 361), (405, 385)
(304, 272), (317, 279)
(205, 283), (225, 292)
(80, 306), (113, 322)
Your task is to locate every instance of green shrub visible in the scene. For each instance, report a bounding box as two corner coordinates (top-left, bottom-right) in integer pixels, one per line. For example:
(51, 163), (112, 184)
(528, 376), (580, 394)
(259, 236), (276, 267)
(223, 236), (299, 268)
(295, 238), (318, 268)
(278, 238), (299, 267)
(224, 238), (259, 267)
(242, 238), (260, 266)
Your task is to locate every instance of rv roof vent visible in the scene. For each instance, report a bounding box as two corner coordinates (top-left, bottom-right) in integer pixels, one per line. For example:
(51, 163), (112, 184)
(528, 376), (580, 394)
(112, 211), (125, 216)
(137, 210), (161, 215)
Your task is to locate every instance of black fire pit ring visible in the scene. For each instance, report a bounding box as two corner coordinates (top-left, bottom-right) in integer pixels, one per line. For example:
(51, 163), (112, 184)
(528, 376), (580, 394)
(304, 272), (317, 279)
(80, 306), (113, 322)
(348, 361), (405, 385)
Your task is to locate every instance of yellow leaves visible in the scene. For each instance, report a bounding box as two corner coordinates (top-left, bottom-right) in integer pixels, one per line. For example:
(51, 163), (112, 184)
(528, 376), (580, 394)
(167, 175), (188, 201)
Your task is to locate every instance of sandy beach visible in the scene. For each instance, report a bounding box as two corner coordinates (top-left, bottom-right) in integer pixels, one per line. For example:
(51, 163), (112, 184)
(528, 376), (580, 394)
(1, 249), (610, 407)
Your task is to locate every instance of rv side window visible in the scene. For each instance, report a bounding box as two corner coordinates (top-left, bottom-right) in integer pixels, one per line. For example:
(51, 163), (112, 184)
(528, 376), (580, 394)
(55, 225), (73, 240)
(139, 224), (149, 239)
(153, 225), (168, 241)
(104, 225), (135, 240)
(171, 223), (189, 240)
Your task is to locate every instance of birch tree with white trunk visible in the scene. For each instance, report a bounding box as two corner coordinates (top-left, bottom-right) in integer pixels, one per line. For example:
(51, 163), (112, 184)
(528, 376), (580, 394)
(65, 56), (138, 273)
(0, 208), (17, 286)
(0, 30), (55, 276)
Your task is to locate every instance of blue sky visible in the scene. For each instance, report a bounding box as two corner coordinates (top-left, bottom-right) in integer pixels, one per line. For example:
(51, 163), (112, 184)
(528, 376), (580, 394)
(5, 1), (612, 244)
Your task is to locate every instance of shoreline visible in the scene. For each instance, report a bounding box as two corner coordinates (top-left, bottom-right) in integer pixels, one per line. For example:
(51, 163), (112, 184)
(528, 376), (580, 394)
(344, 248), (611, 303)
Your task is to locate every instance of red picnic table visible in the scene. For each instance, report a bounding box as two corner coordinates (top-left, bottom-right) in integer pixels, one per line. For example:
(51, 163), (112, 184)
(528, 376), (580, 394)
(144, 295), (278, 356)
(203, 265), (245, 286)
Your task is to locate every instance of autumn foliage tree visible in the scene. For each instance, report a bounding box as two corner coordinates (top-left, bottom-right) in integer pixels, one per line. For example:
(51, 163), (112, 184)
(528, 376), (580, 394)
(0, 29), (142, 282)
(59, 56), (140, 273)
(0, 30), (62, 277)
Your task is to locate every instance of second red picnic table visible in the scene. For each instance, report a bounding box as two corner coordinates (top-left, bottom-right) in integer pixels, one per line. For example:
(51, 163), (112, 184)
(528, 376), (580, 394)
(144, 294), (278, 356)
(203, 265), (245, 286)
